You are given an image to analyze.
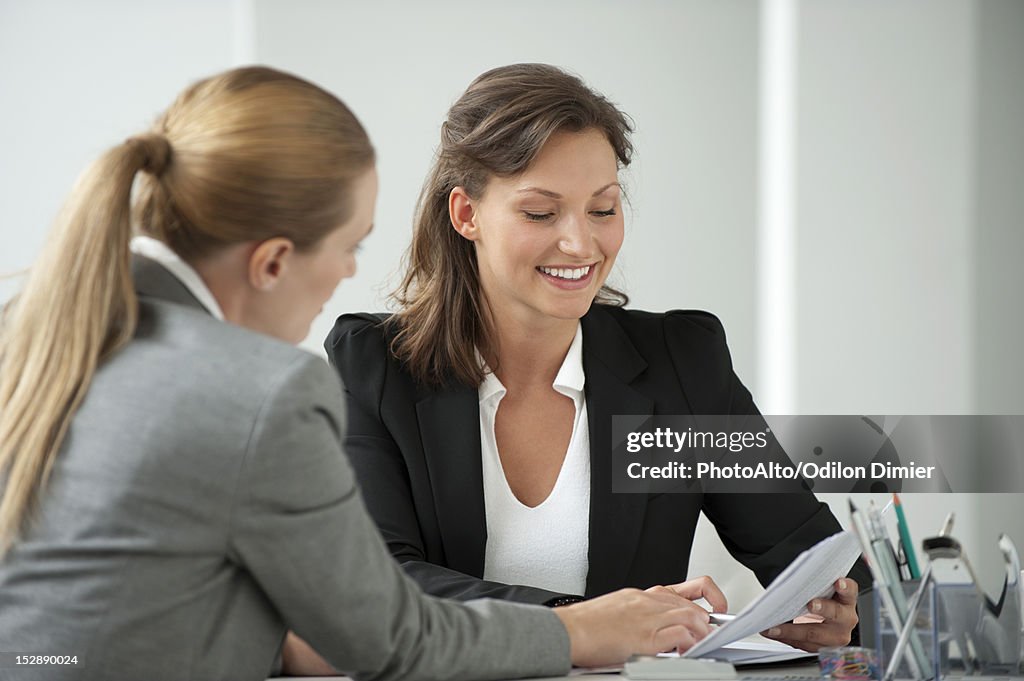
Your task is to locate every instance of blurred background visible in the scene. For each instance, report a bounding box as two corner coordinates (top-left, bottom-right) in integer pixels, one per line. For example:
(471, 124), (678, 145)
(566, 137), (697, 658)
(2, 0), (1022, 607)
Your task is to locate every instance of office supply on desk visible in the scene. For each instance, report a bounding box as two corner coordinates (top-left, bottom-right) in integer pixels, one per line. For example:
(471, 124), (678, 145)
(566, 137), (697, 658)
(848, 499), (929, 678)
(866, 502), (905, 590)
(892, 493), (921, 579)
(817, 645), (880, 680)
(861, 528), (1023, 679)
(919, 533), (1022, 675)
(939, 511), (955, 537)
(623, 656), (736, 679)
(896, 542), (911, 582)
(881, 565), (933, 681)
(682, 531), (861, 659)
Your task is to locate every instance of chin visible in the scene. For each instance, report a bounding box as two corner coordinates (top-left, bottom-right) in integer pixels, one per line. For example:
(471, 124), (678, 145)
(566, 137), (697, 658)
(541, 298), (595, 321)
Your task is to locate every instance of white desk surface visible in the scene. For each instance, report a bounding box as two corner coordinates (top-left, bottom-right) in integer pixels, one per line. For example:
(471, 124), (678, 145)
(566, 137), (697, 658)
(273, 659), (821, 680)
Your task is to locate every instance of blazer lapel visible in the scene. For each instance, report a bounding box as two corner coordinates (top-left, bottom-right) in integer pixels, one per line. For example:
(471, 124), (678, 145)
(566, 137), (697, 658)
(416, 387), (488, 578)
(582, 307), (655, 596)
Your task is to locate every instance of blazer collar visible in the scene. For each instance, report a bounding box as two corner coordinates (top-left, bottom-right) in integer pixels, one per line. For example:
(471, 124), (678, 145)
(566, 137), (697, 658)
(580, 305), (654, 596)
(131, 254), (210, 314)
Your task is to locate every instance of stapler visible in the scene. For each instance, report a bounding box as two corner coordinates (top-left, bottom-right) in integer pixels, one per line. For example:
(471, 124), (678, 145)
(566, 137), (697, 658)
(622, 655), (737, 680)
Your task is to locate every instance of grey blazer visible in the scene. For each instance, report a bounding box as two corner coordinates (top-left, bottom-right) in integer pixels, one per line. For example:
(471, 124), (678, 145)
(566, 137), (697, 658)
(0, 257), (569, 681)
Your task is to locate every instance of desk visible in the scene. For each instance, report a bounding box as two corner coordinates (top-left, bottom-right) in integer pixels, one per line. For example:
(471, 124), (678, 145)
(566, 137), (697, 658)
(273, 660), (821, 680)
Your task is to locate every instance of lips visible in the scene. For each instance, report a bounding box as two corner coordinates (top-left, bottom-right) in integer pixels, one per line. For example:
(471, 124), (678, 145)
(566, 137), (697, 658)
(537, 264), (592, 281)
(536, 263), (598, 290)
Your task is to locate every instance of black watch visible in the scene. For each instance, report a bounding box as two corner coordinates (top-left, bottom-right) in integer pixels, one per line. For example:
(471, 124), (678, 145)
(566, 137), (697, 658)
(544, 595), (585, 608)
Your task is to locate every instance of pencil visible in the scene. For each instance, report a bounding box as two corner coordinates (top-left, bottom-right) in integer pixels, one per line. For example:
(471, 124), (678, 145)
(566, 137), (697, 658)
(892, 493), (921, 579)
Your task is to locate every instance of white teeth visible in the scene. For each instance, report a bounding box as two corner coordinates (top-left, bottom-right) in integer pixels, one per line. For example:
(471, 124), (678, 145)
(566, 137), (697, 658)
(540, 265), (591, 281)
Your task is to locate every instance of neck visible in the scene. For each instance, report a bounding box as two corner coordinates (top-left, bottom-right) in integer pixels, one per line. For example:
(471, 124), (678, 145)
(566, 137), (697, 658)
(488, 311), (579, 391)
(190, 244), (253, 325)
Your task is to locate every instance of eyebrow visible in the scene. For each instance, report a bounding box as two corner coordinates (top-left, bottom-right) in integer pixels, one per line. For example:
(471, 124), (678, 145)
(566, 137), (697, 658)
(516, 182), (620, 199)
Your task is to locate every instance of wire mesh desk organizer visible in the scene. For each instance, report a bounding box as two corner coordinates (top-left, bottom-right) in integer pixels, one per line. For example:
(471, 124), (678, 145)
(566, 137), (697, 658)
(855, 510), (1022, 680)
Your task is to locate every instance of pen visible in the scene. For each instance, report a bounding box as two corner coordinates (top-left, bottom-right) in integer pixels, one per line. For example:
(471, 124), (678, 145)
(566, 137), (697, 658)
(883, 561), (934, 681)
(880, 498), (894, 516)
(939, 511), (955, 537)
(896, 542), (911, 581)
(867, 501), (901, 587)
(892, 493), (921, 579)
(707, 613), (736, 626)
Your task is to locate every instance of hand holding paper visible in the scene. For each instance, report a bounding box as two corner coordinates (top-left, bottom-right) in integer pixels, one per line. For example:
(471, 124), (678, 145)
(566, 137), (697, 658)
(761, 576), (860, 651)
(683, 530), (862, 658)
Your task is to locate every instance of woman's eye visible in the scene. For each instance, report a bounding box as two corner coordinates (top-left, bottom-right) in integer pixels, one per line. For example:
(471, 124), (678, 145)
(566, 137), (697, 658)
(591, 209), (617, 218)
(523, 211), (554, 222)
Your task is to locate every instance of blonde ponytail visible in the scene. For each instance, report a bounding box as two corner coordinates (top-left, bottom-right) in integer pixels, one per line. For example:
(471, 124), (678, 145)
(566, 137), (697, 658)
(0, 135), (166, 553)
(0, 66), (373, 555)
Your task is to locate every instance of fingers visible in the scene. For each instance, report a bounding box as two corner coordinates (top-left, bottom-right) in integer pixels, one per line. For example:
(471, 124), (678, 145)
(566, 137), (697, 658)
(807, 596), (842, 622)
(557, 589), (718, 668)
(762, 619), (852, 652)
(648, 608), (712, 654)
(667, 575), (729, 613)
(833, 577), (859, 606)
(763, 584), (858, 653)
(650, 624), (699, 654)
(801, 578), (859, 628)
(644, 585), (690, 606)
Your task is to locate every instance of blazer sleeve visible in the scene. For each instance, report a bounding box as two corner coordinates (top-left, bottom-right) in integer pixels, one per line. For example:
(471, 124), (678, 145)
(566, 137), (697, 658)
(325, 314), (566, 605)
(227, 352), (570, 681)
(662, 312), (871, 592)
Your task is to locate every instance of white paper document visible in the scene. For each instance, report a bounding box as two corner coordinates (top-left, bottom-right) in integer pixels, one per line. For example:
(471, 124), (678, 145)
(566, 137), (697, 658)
(683, 529), (862, 659)
(570, 639), (813, 676)
(695, 638), (814, 665)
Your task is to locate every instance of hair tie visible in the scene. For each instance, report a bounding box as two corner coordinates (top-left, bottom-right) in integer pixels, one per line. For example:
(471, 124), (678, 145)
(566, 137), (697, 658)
(127, 134), (172, 177)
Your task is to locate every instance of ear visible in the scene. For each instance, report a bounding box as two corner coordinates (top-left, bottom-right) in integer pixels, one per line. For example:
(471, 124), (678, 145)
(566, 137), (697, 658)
(449, 186), (480, 242)
(248, 237), (296, 291)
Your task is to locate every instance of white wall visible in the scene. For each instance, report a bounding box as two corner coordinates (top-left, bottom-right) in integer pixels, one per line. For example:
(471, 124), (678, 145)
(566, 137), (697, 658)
(796, 0), (975, 416)
(0, 0), (238, 303)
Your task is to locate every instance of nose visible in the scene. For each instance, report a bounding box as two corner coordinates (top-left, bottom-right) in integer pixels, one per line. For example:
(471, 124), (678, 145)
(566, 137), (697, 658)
(558, 214), (593, 258)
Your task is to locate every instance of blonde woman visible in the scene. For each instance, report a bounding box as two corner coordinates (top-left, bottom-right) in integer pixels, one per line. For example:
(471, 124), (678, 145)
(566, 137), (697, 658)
(0, 66), (713, 681)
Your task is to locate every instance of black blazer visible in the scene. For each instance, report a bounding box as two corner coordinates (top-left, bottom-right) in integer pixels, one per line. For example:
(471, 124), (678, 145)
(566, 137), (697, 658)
(326, 305), (870, 605)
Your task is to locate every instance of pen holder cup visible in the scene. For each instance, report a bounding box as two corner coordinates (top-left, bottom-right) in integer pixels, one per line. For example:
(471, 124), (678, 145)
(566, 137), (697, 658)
(859, 580), (937, 679)
(859, 581), (1023, 679)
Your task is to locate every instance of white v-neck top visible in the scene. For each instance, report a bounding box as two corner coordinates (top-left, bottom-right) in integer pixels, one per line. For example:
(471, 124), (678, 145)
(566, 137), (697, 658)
(478, 324), (590, 596)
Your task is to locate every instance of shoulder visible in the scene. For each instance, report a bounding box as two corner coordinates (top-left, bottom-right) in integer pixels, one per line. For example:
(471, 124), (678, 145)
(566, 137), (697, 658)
(324, 312), (394, 376)
(134, 298), (341, 411)
(589, 305), (729, 354)
(75, 301), (345, 505)
(323, 312), (405, 411)
(586, 305), (741, 411)
(325, 312), (392, 356)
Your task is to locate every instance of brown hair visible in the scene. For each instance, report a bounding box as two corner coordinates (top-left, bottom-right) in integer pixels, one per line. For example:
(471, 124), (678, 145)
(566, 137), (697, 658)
(390, 63), (632, 388)
(0, 66), (374, 552)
